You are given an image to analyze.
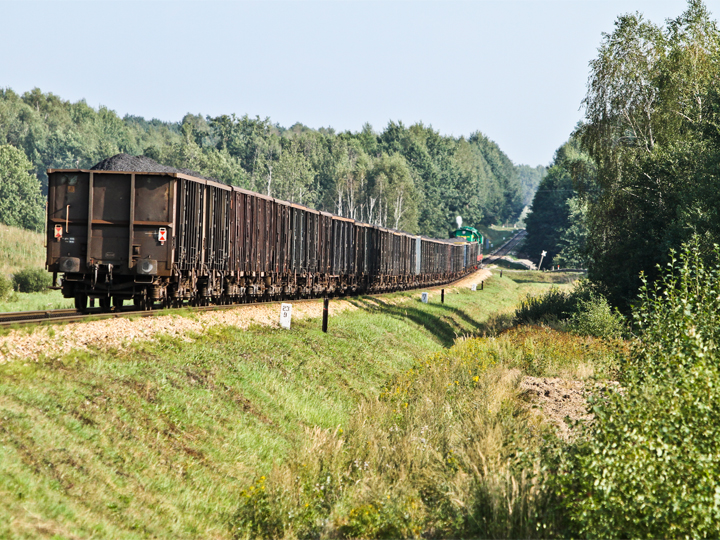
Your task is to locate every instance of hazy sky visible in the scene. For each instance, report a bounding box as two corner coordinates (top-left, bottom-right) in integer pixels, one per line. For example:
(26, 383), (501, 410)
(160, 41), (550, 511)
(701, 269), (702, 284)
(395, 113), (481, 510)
(2, 0), (716, 166)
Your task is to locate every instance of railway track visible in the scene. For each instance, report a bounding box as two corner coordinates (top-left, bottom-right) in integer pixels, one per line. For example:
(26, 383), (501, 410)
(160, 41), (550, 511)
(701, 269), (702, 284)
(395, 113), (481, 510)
(0, 270), (485, 329)
(0, 308), (82, 327)
(483, 230), (527, 265)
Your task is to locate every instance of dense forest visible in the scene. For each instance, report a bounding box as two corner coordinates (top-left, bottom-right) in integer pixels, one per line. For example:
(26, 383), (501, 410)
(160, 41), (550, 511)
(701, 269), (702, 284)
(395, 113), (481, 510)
(0, 88), (543, 238)
(522, 136), (595, 268)
(523, 0), (720, 308)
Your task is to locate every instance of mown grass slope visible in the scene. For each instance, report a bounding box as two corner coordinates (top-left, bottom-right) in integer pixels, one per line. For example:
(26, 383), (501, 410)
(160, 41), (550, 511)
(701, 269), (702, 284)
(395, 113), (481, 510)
(0, 273), (611, 539)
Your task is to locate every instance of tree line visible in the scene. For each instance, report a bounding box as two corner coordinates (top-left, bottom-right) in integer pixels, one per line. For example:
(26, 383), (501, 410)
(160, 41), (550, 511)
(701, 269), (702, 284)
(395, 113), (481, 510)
(0, 89), (543, 237)
(523, 0), (720, 309)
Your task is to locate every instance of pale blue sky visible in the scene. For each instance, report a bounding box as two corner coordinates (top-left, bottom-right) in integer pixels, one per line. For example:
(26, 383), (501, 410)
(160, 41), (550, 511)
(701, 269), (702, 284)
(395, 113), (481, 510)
(2, 0), (715, 166)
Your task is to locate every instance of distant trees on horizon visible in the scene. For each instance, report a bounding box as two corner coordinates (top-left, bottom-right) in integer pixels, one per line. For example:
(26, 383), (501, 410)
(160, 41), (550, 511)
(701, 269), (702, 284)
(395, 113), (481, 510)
(0, 88), (543, 237)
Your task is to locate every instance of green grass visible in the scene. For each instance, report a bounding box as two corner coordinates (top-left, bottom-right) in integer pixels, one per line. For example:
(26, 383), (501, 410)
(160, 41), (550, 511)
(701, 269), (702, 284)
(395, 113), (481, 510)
(500, 269), (583, 285)
(0, 272), (593, 538)
(0, 224), (61, 311)
(0, 224), (45, 278)
(0, 289), (73, 312)
(231, 326), (622, 539)
(492, 258), (531, 270)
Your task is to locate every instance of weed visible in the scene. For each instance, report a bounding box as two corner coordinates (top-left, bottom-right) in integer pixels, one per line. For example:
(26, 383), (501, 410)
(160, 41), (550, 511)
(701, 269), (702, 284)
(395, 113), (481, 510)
(0, 275), (11, 300)
(230, 327), (621, 539)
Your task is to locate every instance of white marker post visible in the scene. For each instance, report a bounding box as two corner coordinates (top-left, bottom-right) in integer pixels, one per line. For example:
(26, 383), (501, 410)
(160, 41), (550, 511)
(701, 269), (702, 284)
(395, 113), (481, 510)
(280, 303), (292, 329)
(471, 284), (477, 291)
(421, 292), (429, 303)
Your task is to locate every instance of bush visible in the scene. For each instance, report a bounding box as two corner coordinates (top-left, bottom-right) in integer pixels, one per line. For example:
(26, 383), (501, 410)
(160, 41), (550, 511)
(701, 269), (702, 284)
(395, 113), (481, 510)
(0, 274), (11, 300)
(513, 279), (597, 325)
(568, 296), (625, 339)
(513, 287), (575, 324)
(12, 267), (51, 293)
(562, 239), (720, 537)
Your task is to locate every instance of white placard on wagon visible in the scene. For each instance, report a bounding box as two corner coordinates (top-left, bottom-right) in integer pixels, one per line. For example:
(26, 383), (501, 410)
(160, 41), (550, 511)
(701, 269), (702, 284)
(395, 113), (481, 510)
(280, 303), (292, 329)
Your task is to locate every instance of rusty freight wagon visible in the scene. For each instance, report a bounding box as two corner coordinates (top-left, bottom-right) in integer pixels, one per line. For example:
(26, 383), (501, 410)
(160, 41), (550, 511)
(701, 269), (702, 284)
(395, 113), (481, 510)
(46, 161), (480, 312)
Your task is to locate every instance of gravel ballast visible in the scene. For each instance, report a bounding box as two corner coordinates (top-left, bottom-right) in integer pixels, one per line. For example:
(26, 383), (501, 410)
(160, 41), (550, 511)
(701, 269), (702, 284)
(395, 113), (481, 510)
(0, 270), (493, 364)
(0, 300), (357, 363)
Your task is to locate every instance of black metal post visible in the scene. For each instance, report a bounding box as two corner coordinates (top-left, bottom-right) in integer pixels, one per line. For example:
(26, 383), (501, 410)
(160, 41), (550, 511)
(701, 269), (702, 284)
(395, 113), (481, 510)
(481, 281), (484, 290)
(441, 289), (444, 303)
(322, 297), (329, 333)
(500, 269), (503, 278)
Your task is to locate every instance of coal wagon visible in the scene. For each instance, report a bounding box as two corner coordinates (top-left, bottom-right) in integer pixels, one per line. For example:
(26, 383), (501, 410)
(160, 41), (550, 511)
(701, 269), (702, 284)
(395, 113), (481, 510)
(46, 165), (480, 312)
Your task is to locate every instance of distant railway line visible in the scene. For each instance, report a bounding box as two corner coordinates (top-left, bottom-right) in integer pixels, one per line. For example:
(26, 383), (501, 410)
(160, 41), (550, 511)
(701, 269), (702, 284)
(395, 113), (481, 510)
(483, 230), (527, 265)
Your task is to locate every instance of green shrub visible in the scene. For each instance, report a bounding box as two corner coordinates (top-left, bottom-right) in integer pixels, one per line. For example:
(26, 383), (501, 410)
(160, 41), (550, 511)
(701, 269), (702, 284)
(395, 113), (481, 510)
(562, 239), (720, 537)
(568, 296), (625, 339)
(12, 267), (51, 293)
(0, 274), (11, 300)
(513, 279), (596, 325)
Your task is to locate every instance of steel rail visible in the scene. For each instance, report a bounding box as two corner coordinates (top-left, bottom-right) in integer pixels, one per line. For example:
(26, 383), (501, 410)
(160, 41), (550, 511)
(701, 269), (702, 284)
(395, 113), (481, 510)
(0, 268), (486, 329)
(482, 230), (527, 265)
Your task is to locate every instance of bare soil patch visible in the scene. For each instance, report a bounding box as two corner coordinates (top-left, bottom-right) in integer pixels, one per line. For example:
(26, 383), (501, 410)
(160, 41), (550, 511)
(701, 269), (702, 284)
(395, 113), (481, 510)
(521, 376), (622, 441)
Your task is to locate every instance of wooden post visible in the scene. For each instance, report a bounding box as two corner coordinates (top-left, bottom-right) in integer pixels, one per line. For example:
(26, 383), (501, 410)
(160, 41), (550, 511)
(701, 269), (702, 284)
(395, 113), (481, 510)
(481, 281), (484, 290)
(500, 269), (503, 278)
(322, 297), (329, 333)
(441, 289), (444, 303)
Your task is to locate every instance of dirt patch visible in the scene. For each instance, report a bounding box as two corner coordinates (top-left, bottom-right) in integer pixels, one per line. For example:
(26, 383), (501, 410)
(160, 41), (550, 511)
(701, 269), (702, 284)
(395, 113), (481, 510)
(520, 377), (622, 441)
(405, 268), (493, 302)
(521, 377), (590, 441)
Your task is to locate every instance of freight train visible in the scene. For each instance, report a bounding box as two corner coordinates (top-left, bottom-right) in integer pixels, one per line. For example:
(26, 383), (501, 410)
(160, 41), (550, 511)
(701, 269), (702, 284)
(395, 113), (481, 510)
(45, 160), (481, 312)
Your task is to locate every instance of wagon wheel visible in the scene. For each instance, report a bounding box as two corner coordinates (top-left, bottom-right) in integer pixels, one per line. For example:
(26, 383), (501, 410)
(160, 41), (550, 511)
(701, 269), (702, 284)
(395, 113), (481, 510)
(74, 293), (87, 313)
(133, 296), (150, 311)
(99, 297), (112, 312)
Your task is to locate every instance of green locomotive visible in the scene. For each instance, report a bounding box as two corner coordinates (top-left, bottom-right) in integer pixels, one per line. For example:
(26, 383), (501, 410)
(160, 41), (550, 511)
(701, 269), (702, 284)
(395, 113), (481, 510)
(451, 226), (482, 244)
(450, 217), (484, 263)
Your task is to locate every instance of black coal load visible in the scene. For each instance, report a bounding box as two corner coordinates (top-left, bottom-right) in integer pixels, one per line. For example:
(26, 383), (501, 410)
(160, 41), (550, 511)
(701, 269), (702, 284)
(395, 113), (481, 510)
(90, 153), (216, 182)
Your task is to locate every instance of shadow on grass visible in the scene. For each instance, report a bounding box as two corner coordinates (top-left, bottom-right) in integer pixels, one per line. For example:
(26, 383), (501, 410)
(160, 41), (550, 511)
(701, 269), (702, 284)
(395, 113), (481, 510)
(503, 271), (583, 285)
(349, 296), (485, 348)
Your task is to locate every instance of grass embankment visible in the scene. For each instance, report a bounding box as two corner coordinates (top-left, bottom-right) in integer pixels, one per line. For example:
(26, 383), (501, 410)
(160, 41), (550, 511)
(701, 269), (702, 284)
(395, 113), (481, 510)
(0, 273), (618, 538)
